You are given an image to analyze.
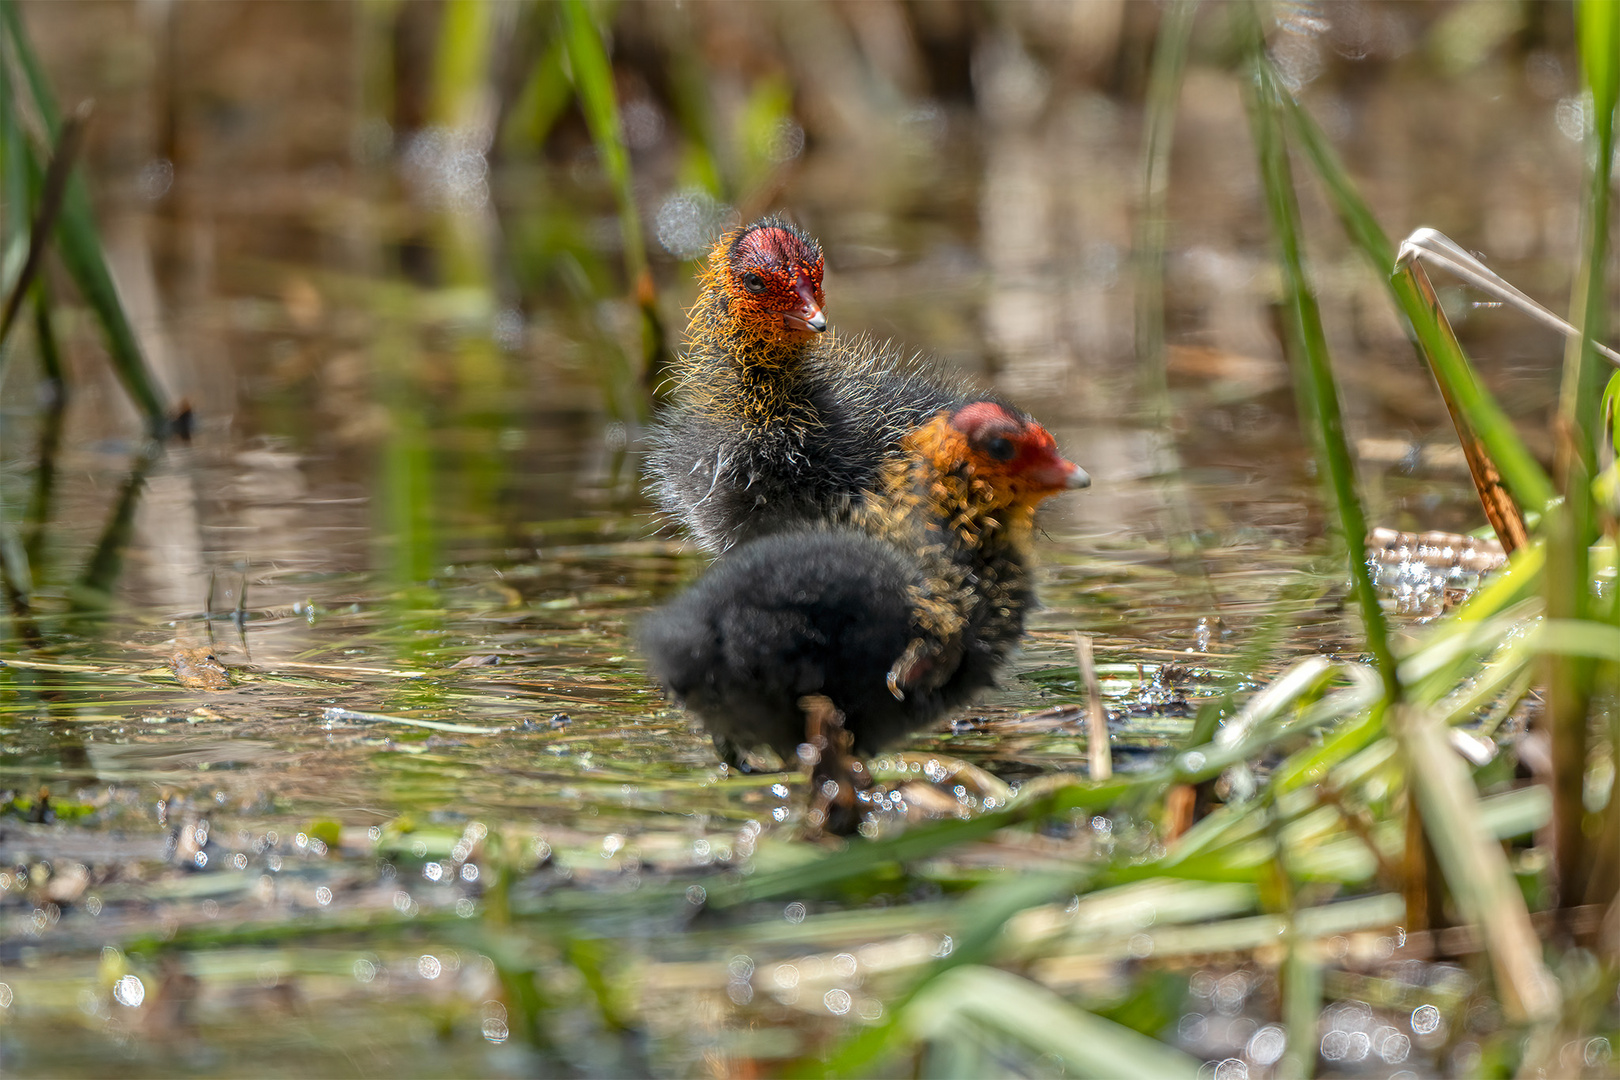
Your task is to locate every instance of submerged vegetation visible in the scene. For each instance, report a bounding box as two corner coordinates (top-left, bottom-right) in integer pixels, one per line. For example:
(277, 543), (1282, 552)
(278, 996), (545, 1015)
(3, 0), (1620, 1076)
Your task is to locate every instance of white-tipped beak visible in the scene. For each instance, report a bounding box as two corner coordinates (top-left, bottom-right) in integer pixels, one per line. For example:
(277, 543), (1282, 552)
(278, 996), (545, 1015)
(785, 274), (826, 333)
(781, 307), (826, 334)
(1028, 457), (1090, 491)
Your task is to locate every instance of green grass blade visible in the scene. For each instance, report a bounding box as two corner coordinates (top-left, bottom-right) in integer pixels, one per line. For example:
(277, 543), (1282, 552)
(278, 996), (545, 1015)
(1282, 927), (1322, 1078)
(1535, 619), (1620, 663)
(29, 284), (62, 385)
(0, 12), (30, 367)
(502, 34), (571, 152)
(22, 298), (64, 574)
(0, 103), (87, 351)
(0, 0), (169, 434)
(1400, 546), (1544, 705)
(1393, 704), (1560, 1022)
(1569, 2), (1619, 550)
(1136, 0), (1198, 421)
(1276, 71), (1557, 518)
(430, 0), (493, 129)
(902, 966), (1201, 1079)
(1276, 88), (1392, 269)
(664, 30), (724, 199)
(1243, 15), (1396, 701)
(787, 868), (1099, 1078)
(559, 0), (664, 419)
(1580, 0), (1620, 114)
(706, 778), (1139, 909)
(1547, 0), (1620, 906)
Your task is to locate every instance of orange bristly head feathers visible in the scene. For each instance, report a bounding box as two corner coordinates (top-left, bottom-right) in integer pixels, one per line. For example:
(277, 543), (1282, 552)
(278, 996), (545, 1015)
(701, 218), (826, 346)
(899, 401), (1090, 543)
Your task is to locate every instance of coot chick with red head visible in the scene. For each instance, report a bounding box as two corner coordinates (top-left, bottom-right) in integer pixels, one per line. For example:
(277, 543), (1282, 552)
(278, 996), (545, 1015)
(642, 402), (1088, 765)
(645, 216), (965, 553)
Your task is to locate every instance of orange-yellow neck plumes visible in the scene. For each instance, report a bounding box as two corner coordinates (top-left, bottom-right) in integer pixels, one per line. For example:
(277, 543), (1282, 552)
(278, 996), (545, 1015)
(673, 220), (829, 428)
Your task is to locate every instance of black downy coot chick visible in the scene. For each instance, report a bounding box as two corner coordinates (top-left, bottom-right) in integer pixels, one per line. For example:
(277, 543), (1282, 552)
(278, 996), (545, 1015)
(642, 401), (1089, 766)
(644, 216), (964, 554)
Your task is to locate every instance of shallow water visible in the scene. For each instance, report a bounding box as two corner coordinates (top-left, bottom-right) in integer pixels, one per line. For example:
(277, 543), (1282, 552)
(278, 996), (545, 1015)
(0, 1), (1588, 1075)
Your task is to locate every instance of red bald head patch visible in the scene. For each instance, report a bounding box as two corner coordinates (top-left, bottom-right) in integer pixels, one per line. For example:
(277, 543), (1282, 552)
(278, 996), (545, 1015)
(943, 402), (1089, 494)
(949, 401), (1022, 440)
(716, 218), (827, 341)
(729, 223), (822, 276)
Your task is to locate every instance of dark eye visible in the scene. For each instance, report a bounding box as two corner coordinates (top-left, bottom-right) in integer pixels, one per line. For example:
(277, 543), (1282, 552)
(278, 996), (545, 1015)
(986, 436), (1016, 461)
(742, 272), (767, 294)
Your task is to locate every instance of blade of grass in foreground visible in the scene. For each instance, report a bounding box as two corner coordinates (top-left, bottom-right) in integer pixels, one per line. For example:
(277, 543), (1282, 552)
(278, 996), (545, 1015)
(1243, 22), (1395, 703)
(902, 966), (1201, 1080)
(1553, 0), (1620, 910)
(1565, 0), (1619, 457)
(1275, 74), (1556, 523)
(789, 869), (1098, 1078)
(1247, 12), (1556, 1020)
(1393, 703), (1560, 1023)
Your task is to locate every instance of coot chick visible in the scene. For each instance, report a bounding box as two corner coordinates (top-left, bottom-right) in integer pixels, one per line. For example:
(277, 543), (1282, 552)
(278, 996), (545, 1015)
(642, 402), (1087, 765)
(644, 217), (964, 553)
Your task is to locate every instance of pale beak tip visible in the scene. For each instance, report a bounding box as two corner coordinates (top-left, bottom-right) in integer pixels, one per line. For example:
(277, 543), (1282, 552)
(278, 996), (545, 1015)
(1066, 465), (1091, 490)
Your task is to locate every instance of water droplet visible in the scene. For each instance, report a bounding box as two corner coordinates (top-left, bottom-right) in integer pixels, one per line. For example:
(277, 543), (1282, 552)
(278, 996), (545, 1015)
(113, 974), (145, 1007)
(137, 159), (173, 201)
(655, 190), (734, 259)
(1247, 1025), (1286, 1065)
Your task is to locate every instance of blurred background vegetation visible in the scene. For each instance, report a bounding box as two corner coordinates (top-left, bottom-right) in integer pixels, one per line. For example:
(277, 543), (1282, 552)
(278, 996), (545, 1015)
(4, 1), (1620, 1077)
